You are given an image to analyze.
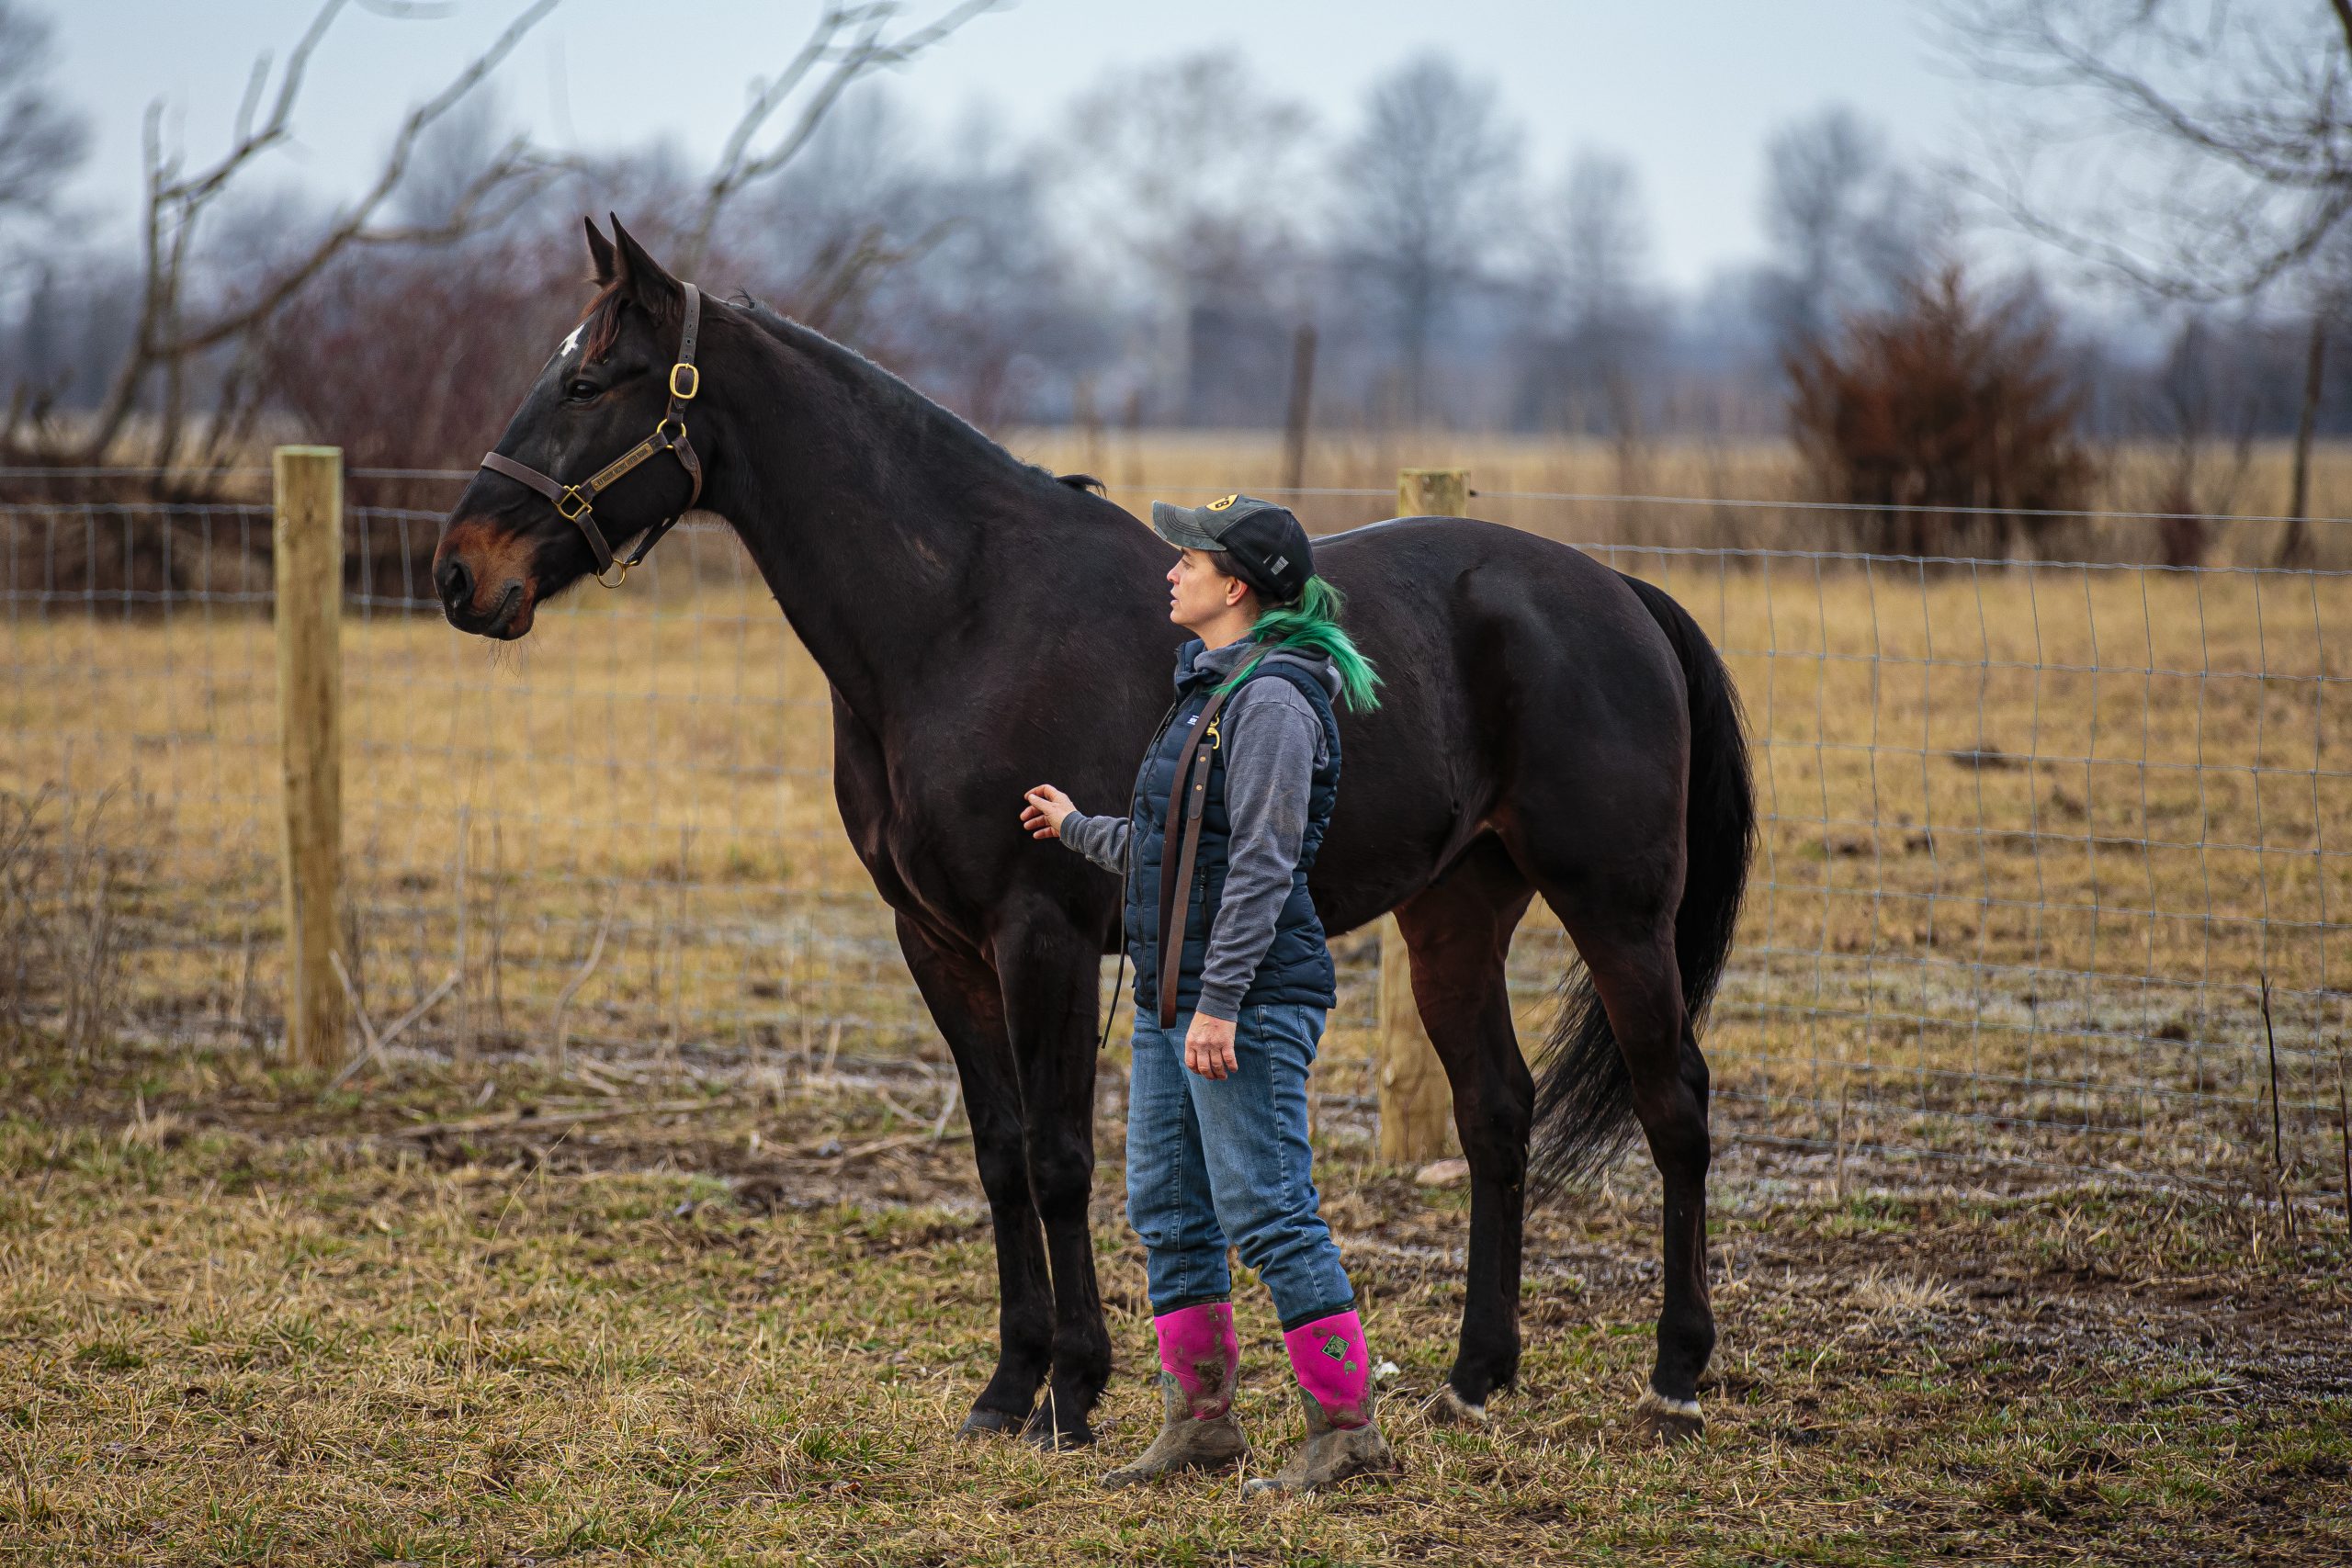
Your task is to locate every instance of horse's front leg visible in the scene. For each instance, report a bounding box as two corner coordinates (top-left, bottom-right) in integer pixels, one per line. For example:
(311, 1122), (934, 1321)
(891, 913), (1055, 1436)
(991, 896), (1114, 1448)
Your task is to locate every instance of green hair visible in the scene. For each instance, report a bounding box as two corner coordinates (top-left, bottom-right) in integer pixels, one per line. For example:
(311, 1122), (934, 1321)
(1214, 574), (1383, 714)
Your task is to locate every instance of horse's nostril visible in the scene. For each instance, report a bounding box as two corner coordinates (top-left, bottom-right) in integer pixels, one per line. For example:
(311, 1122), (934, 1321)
(436, 555), (472, 608)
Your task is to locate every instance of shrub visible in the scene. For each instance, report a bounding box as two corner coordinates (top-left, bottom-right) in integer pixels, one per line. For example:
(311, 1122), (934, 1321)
(1789, 264), (2093, 558)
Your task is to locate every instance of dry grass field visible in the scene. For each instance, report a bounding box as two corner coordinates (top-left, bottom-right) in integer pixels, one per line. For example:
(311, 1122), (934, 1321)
(1012, 430), (2352, 565)
(1, 1038), (2346, 1566)
(6, 438), (2352, 1565)
(7, 446), (2351, 1178)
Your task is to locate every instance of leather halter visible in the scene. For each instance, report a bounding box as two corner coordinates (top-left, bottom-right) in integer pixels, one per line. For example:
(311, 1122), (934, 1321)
(479, 282), (706, 589)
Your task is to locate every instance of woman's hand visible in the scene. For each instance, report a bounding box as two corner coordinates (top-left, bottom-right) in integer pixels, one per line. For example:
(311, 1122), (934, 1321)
(1021, 784), (1076, 840)
(1185, 1013), (1240, 1079)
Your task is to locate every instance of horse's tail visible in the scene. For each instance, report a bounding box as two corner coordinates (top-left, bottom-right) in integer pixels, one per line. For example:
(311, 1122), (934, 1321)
(1529, 572), (1756, 1190)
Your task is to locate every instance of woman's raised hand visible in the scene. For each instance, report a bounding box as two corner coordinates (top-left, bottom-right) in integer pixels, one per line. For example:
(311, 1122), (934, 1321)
(1021, 784), (1076, 840)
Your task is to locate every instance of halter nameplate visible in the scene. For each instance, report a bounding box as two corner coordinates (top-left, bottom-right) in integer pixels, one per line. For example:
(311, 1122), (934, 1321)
(477, 281), (707, 588)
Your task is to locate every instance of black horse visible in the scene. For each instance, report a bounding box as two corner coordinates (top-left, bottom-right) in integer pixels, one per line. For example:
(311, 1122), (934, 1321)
(434, 220), (1754, 1447)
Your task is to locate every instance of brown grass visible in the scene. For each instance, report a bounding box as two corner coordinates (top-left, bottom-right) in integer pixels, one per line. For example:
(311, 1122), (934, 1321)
(1012, 431), (2352, 565)
(6, 442), (2352, 1184)
(2, 1037), (2347, 1566)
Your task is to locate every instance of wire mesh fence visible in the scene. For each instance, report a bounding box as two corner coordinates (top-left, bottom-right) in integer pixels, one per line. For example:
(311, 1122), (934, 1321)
(3, 473), (2347, 1194)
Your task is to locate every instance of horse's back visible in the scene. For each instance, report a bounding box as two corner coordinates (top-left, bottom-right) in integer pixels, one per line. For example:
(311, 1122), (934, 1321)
(1316, 514), (1686, 720)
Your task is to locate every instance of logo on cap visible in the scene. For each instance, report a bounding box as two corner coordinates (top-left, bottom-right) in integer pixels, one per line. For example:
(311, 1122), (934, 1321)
(1206, 494), (1238, 511)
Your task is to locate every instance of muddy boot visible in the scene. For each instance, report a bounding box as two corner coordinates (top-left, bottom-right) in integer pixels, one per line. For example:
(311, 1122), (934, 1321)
(1100, 1302), (1247, 1489)
(1244, 1386), (1396, 1495)
(1100, 1382), (1249, 1487)
(1246, 1307), (1396, 1495)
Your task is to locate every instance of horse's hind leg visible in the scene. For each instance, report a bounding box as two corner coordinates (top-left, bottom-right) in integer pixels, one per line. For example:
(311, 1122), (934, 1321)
(1392, 835), (1537, 1421)
(1559, 917), (1713, 1440)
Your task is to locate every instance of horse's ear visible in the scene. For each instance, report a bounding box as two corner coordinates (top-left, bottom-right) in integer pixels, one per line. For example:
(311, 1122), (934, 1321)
(583, 217), (616, 285)
(607, 214), (684, 314)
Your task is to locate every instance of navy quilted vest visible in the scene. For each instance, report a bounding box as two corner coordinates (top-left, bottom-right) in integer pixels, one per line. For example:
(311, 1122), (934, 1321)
(1122, 641), (1341, 1017)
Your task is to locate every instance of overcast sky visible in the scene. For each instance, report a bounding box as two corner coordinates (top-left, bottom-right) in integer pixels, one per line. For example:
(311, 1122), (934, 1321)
(46, 0), (1974, 293)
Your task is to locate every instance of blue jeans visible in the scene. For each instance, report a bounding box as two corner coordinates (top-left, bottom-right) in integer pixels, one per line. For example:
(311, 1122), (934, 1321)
(1125, 1000), (1356, 1329)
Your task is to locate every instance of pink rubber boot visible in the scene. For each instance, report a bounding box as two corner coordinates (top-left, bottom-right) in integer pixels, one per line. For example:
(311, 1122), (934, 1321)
(1247, 1310), (1396, 1494)
(1100, 1303), (1247, 1487)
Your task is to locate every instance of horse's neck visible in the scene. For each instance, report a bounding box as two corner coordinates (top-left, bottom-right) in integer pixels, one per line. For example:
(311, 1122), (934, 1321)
(706, 325), (1019, 726)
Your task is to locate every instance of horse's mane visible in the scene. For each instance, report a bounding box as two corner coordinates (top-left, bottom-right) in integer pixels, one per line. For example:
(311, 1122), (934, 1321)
(572, 281), (1116, 510)
(727, 294), (1110, 502)
(574, 278), (635, 362)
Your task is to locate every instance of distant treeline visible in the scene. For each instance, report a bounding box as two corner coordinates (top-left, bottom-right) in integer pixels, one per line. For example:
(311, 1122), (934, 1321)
(0, 16), (2344, 473)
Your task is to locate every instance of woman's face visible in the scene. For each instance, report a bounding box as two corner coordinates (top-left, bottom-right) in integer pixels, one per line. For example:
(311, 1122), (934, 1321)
(1167, 547), (1244, 631)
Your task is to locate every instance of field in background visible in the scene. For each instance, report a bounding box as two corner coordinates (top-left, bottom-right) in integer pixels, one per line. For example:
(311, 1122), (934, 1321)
(1011, 431), (2352, 565)
(7, 463), (2351, 1189)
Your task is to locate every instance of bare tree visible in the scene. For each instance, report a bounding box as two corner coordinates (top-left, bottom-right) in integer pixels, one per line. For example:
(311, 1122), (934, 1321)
(1939, 0), (2352, 552)
(2137, 311), (2264, 565)
(726, 90), (1078, 429)
(673, 0), (1004, 276)
(1062, 49), (1320, 419)
(59, 0), (564, 470)
(1754, 107), (1939, 354)
(1331, 55), (1522, 426)
(1522, 149), (1661, 435)
(390, 89), (518, 234)
(0, 1), (87, 228)
(1065, 51), (1317, 301)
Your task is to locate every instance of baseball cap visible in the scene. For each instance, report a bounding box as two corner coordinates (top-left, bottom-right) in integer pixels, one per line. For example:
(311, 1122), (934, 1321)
(1149, 493), (1315, 604)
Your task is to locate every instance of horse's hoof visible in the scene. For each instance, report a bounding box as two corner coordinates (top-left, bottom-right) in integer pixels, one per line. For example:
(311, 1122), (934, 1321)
(1427, 1386), (1488, 1427)
(958, 1406), (1027, 1439)
(1631, 1390), (1705, 1444)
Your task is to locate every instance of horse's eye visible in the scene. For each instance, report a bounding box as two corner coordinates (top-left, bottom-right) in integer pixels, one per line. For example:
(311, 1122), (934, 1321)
(564, 378), (599, 402)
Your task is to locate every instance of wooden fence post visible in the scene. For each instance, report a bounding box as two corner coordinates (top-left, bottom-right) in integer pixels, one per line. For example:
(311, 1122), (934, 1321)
(1376, 465), (1471, 1163)
(1397, 466), (1469, 522)
(275, 446), (346, 1069)
(1376, 913), (1456, 1162)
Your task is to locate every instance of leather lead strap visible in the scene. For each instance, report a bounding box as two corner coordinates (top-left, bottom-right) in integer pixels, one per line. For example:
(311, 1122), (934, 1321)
(1155, 682), (1236, 1029)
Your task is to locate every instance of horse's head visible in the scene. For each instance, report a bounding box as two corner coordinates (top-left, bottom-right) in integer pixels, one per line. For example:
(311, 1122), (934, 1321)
(433, 217), (705, 639)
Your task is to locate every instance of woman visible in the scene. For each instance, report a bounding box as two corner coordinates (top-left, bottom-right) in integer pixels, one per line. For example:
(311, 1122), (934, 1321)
(1020, 492), (1391, 1494)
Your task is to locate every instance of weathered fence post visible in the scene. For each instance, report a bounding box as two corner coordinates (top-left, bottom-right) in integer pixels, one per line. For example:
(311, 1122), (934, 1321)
(1397, 466), (1469, 522)
(1280, 323), (1317, 494)
(275, 446), (346, 1068)
(1376, 913), (1455, 1162)
(1376, 466), (1471, 1163)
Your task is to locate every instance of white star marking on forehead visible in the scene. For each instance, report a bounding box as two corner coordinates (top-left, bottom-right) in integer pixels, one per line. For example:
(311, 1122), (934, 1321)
(557, 322), (583, 358)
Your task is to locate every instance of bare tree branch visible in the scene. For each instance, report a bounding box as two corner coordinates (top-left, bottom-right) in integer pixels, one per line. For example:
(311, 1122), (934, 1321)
(675, 0), (1003, 276)
(1939, 0), (2352, 302)
(72, 0), (564, 466)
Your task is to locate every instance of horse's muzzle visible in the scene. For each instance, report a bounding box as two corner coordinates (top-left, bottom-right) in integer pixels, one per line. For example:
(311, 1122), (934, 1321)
(434, 519), (538, 639)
